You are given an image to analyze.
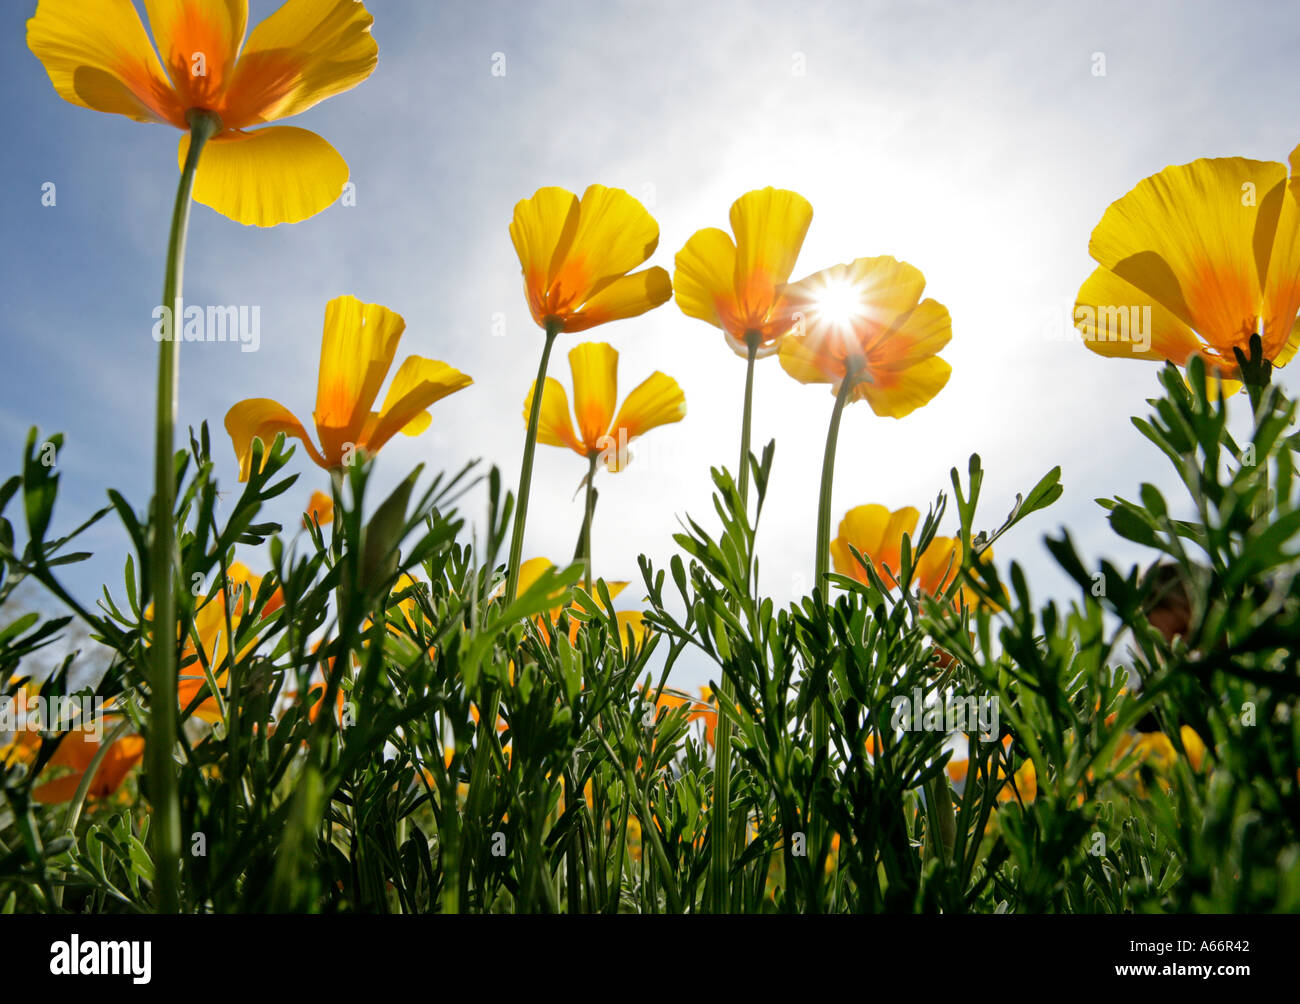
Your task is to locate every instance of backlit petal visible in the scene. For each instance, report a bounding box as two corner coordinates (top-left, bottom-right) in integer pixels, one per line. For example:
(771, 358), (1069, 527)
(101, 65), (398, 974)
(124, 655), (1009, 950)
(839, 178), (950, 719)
(524, 378), (584, 454)
(730, 187), (813, 325)
(1088, 156), (1283, 354)
(225, 397), (325, 479)
(1074, 266), (1203, 363)
(143, 0), (247, 108)
(856, 355), (952, 418)
(1260, 148), (1300, 361)
(182, 125), (348, 227)
(610, 372), (687, 442)
(563, 269), (672, 333)
(568, 342), (619, 449)
(365, 356), (473, 454)
(222, 0), (377, 127)
(27, 0), (181, 125)
(674, 227), (738, 331)
(778, 329), (840, 385)
(510, 187), (582, 323)
(313, 295), (405, 463)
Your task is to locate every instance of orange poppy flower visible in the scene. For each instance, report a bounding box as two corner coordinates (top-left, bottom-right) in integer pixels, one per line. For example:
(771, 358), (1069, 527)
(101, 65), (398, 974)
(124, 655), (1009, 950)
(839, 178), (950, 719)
(32, 731), (146, 804)
(830, 504), (990, 608)
(674, 187), (813, 357)
(513, 557), (648, 651)
(523, 342), (685, 470)
(651, 687), (717, 746)
(27, 0), (379, 227)
(304, 489), (334, 527)
(1075, 146), (1300, 387)
(225, 295), (472, 479)
(778, 256), (952, 417)
(173, 562), (283, 722)
(510, 185), (672, 333)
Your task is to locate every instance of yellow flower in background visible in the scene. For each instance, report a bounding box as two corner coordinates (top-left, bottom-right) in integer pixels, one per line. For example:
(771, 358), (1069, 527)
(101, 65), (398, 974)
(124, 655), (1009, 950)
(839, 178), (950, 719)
(226, 295), (472, 479)
(830, 504), (991, 607)
(523, 342), (685, 471)
(778, 256), (952, 418)
(304, 489), (334, 527)
(32, 731), (146, 805)
(27, 0), (378, 227)
(674, 187), (813, 357)
(1075, 145), (1300, 387)
(510, 185), (672, 333)
(513, 557), (648, 650)
(176, 561), (282, 722)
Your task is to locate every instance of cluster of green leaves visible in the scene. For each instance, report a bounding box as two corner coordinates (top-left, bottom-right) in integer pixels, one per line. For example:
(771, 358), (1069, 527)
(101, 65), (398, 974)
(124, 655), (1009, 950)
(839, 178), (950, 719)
(0, 354), (1296, 913)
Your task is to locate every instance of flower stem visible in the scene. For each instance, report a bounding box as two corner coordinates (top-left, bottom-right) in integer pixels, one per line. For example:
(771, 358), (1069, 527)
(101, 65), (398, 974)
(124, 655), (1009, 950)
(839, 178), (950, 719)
(707, 332), (761, 914)
(506, 319), (562, 601)
(811, 368), (858, 744)
(148, 110), (218, 915)
(582, 451), (598, 592)
(736, 332), (760, 505)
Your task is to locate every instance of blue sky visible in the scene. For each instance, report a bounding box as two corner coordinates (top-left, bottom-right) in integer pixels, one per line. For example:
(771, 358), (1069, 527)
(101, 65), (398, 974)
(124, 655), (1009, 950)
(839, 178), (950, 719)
(3, 0), (1299, 690)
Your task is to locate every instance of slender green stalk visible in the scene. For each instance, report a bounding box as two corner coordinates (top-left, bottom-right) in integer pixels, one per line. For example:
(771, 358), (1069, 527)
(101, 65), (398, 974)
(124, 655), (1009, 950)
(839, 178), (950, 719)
(706, 332), (761, 913)
(505, 319), (562, 600)
(814, 366), (859, 606)
(808, 364), (861, 899)
(148, 110), (219, 915)
(736, 332), (761, 505)
(582, 452), (598, 592)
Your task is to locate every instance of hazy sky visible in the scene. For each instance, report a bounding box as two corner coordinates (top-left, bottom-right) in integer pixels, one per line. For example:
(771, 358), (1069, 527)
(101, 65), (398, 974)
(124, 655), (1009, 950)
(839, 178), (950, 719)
(3, 0), (1298, 690)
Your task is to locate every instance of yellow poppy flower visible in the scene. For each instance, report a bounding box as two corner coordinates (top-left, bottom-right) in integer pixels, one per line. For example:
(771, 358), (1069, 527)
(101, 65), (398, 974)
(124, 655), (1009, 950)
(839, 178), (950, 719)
(511, 557), (647, 650)
(176, 561), (283, 722)
(304, 489), (334, 527)
(830, 504), (990, 607)
(225, 295), (472, 479)
(27, 0), (379, 227)
(523, 342), (685, 470)
(1075, 146), (1300, 385)
(32, 731), (146, 805)
(510, 185), (672, 332)
(778, 256), (952, 418)
(674, 187), (813, 357)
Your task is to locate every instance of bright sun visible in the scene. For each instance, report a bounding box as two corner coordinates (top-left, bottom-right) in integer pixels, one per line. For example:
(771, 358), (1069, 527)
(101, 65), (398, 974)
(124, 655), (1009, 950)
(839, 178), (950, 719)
(813, 279), (864, 328)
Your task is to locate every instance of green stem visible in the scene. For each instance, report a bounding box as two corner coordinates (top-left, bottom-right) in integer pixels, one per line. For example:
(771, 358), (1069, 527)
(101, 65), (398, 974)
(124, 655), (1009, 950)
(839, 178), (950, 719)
(148, 110), (219, 915)
(505, 319), (562, 601)
(708, 332), (761, 913)
(582, 452), (598, 593)
(814, 367), (859, 606)
(736, 332), (760, 505)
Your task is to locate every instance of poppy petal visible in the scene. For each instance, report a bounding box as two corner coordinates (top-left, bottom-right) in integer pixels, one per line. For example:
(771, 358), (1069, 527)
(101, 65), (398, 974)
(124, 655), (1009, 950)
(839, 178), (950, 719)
(674, 226), (737, 331)
(523, 378), (584, 454)
(312, 295), (406, 462)
(225, 398), (325, 479)
(27, 0), (181, 125)
(610, 371), (686, 442)
(563, 269), (672, 333)
(1088, 156), (1282, 354)
(222, 0), (377, 128)
(856, 354), (952, 419)
(181, 125), (348, 227)
(143, 0), (247, 108)
(730, 187), (813, 320)
(568, 342), (619, 449)
(366, 356), (473, 453)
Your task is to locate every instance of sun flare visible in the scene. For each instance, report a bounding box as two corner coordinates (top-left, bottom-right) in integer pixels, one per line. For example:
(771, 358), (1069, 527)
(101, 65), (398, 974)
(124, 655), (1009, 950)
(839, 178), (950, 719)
(811, 277), (866, 329)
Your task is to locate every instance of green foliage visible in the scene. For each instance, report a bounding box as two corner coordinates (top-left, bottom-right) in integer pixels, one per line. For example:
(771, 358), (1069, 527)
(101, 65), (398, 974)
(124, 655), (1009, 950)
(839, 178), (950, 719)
(0, 359), (1296, 912)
